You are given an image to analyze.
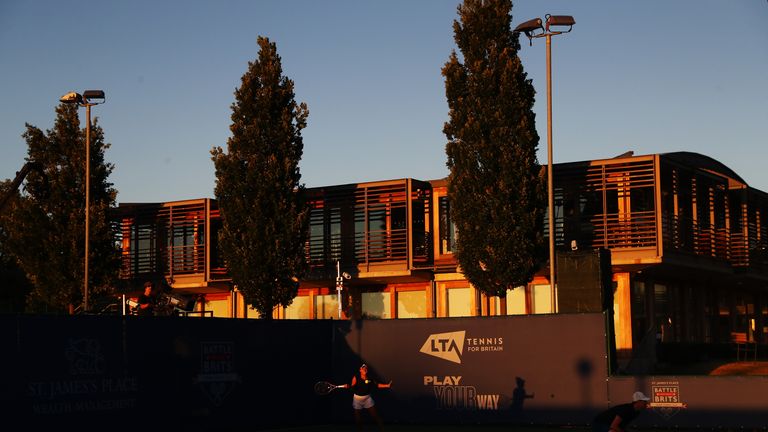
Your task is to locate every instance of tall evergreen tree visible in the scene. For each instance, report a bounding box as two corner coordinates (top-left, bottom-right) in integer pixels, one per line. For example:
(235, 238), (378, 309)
(211, 36), (309, 319)
(443, 0), (546, 298)
(0, 103), (119, 313)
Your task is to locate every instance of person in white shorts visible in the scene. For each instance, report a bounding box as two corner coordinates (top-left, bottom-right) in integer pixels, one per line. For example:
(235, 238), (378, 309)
(340, 363), (392, 431)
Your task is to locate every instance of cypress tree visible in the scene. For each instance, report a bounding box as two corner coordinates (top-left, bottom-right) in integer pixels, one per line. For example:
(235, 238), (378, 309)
(212, 36), (309, 319)
(443, 0), (546, 298)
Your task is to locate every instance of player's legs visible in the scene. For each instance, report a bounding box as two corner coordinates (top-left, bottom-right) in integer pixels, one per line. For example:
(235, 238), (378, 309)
(353, 408), (363, 431)
(352, 394), (377, 430)
(367, 406), (384, 431)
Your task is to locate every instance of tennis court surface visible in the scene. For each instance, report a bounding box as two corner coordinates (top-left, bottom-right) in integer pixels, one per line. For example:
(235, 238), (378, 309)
(260, 424), (704, 432)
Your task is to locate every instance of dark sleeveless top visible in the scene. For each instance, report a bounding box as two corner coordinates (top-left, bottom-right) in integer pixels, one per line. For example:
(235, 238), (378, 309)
(352, 373), (378, 396)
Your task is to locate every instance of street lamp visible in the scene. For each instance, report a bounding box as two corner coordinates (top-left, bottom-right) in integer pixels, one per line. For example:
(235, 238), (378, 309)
(59, 89), (106, 313)
(514, 15), (574, 313)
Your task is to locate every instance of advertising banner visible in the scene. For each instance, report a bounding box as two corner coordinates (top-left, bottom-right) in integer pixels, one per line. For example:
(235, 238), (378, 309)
(330, 313), (610, 425)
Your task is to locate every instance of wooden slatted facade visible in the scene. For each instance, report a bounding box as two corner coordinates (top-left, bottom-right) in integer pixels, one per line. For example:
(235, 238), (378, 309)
(304, 179), (433, 280)
(115, 198), (228, 293)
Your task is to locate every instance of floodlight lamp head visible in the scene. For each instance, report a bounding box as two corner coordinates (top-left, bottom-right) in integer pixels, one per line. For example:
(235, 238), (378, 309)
(514, 18), (544, 35)
(342, 272), (352, 280)
(545, 15), (575, 33)
(513, 18), (543, 45)
(82, 89), (106, 104)
(59, 91), (83, 104)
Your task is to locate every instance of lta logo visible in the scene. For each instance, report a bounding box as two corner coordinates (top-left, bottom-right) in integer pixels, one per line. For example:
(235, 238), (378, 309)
(420, 331), (466, 364)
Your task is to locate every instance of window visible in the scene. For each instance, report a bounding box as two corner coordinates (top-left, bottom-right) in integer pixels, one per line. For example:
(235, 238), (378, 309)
(308, 205), (341, 265)
(630, 281), (647, 344)
(532, 284), (552, 314)
(654, 284), (674, 342)
(129, 223), (156, 275)
(354, 207), (365, 260)
(169, 221), (203, 273)
(762, 300), (768, 340)
(716, 292), (730, 342)
(285, 296), (310, 319)
(209, 218), (225, 274)
(205, 297), (229, 318)
(411, 200), (428, 259)
(630, 186), (655, 213)
(446, 287), (472, 317)
(315, 294), (339, 320)
(439, 196), (456, 254)
(362, 292), (391, 319)
(329, 207), (341, 262)
(506, 286), (526, 315)
(245, 306), (260, 319)
(734, 292), (755, 340)
(309, 207), (325, 264)
(397, 290), (426, 318)
(367, 206), (387, 259)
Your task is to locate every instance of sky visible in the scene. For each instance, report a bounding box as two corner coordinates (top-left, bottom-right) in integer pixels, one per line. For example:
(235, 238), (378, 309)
(1, 1), (766, 204)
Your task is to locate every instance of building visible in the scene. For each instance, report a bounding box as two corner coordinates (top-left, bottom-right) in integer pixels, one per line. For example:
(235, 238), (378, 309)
(114, 151), (768, 366)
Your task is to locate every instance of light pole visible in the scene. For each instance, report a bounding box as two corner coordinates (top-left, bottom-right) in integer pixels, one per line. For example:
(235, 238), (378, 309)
(59, 90), (106, 313)
(335, 261), (351, 319)
(514, 15), (574, 313)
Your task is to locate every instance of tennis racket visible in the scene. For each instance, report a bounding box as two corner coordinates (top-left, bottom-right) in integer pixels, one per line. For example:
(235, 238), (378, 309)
(314, 381), (345, 395)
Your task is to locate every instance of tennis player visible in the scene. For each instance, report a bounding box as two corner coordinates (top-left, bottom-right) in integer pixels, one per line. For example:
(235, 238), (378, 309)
(591, 391), (651, 432)
(339, 363), (392, 431)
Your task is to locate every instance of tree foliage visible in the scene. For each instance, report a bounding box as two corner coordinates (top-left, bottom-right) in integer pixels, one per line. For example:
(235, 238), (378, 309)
(0, 103), (119, 313)
(443, 0), (546, 298)
(211, 36), (309, 319)
(0, 182), (33, 313)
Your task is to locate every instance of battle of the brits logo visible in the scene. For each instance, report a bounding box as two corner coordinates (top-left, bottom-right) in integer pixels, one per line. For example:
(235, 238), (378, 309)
(420, 331), (466, 364)
(650, 380), (688, 420)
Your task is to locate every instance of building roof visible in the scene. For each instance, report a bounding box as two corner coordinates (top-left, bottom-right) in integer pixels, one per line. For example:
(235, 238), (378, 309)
(662, 151), (746, 185)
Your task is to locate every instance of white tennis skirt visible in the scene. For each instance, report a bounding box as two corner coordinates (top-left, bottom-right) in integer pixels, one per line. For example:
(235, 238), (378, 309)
(352, 393), (375, 409)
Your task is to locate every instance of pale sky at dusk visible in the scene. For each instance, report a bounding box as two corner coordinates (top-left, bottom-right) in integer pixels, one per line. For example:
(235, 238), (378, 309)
(1, 1), (766, 203)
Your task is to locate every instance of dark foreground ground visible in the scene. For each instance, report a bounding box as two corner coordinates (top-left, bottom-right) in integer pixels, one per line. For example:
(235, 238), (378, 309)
(259, 425), (765, 432)
(265, 426), (567, 431)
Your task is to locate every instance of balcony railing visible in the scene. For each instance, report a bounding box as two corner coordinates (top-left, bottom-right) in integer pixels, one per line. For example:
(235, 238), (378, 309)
(731, 231), (749, 267)
(307, 228), (432, 270)
(661, 213), (732, 262)
(591, 210), (657, 249)
(355, 228), (408, 263)
(167, 243), (205, 275)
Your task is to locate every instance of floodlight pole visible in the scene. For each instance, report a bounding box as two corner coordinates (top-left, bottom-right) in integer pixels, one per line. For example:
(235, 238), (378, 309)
(84, 101), (92, 313)
(514, 15), (575, 313)
(59, 90), (105, 313)
(545, 31), (556, 314)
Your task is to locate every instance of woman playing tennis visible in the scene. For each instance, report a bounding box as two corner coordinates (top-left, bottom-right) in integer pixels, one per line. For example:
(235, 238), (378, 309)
(340, 363), (392, 431)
